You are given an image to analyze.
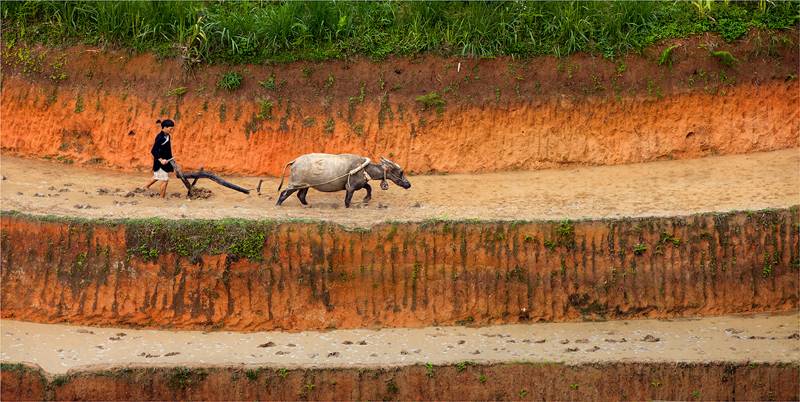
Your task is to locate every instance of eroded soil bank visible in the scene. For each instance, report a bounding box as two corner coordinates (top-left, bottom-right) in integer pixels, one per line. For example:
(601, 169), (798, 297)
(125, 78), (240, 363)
(2, 30), (798, 176)
(1, 209), (797, 331)
(2, 361), (798, 401)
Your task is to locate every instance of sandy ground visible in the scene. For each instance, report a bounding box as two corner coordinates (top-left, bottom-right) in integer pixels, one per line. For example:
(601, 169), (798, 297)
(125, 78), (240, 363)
(1, 313), (797, 375)
(1, 149), (798, 226)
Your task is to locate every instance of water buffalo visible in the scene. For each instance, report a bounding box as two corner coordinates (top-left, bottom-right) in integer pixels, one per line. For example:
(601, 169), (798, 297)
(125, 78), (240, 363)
(276, 153), (411, 208)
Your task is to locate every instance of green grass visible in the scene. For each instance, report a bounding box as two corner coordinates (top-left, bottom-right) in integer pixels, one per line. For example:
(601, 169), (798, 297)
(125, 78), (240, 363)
(415, 92), (446, 113)
(166, 86), (188, 97)
(217, 72), (243, 91)
(710, 50), (738, 67)
(658, 44), (680, 66)
(2, 1), (797, 64)
(256, 98), (273, 120)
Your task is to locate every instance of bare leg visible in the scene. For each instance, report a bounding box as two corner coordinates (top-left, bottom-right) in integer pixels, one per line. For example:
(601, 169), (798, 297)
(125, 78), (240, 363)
(159, 181), (168, 198)
(144, 179), (157, 189)
(276, 189), (297, 206)
(344, 189), (354, 208)
(362, 183), (372, 203)
(297, 188), (309, 206)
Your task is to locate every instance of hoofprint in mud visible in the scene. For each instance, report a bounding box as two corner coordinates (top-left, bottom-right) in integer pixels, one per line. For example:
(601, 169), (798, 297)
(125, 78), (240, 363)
(276, 153), (411, 208)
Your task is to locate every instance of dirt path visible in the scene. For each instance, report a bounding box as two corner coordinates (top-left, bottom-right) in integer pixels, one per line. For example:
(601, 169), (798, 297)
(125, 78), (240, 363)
(1, 313), (797, 375)
(1, 149), (797, 226)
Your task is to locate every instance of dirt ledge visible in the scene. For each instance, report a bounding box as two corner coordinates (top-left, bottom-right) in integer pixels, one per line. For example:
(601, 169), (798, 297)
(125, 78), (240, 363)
(2, 361), (798, 401)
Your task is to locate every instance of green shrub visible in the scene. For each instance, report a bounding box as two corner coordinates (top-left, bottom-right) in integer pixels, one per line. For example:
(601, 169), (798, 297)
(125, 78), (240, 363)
(218, 72), (243, 90)
(415, 92), (445, 113)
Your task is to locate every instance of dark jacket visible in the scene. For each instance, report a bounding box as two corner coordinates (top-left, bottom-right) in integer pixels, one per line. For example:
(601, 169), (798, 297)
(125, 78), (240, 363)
(150, 131), (174, 172)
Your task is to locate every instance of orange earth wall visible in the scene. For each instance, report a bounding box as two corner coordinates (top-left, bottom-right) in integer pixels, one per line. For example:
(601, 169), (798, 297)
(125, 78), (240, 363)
(1, 209), (797, 331)
(2, 362), (798, 401)
(1, 30), (798, 176)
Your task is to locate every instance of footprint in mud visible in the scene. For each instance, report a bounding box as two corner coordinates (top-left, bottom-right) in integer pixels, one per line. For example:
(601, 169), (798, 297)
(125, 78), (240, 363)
(327, 352), (340, 358)
(586, 346), (600, 352)
(258, 342), (276, 348)
(565, 347), (579, 352)
(641, 335), (660, 342)
(76, 329), (94, 335)
(559, 340), (570, 344)
(342, 340), (353, 345)
(574, 339), (589, 344)
(604, 338), (627, 343)
(457, 340), (466, 345)
(164, 352), (180, 357)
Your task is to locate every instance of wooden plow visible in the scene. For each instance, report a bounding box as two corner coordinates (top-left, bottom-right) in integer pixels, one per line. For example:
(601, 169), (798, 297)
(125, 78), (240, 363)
(168, 160), (250, 196)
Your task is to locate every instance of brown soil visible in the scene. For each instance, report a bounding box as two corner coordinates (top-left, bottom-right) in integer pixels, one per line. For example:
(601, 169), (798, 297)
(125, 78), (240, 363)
(1, 149), (798, 226)
(2, 30), (798, 176)
(3, 313), (797, 374)
(2, 208), (796, 331)
(3, 361), (798, 401)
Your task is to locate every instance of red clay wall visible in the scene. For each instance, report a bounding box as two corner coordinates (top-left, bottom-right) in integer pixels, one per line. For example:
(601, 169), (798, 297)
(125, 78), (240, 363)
(1, 209), (797, 331)
(2, 362), (798, 401)
(2, 30), (798, 176)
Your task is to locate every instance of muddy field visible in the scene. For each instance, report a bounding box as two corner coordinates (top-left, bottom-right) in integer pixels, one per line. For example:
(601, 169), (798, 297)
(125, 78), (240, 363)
(1, 313), (798, 401)
(1, 149), (797, 225)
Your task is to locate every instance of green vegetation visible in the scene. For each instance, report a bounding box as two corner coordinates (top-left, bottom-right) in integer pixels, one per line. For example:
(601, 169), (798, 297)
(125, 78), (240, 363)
(259, 74), (276, 90)
(74, 94), (84, 113)
(217, 71), (243, 91)
(166, 86), (188, 97)
(124, 217), (273, 262)
(425, 362), (435, 378)
(710, 50), (738, 67)
(2, 1), (796, 64)
(415, 92), (446, 113)
(658, 44), (680, 66)
(256, 98), (273, 120)
(166, 367), (208, 390)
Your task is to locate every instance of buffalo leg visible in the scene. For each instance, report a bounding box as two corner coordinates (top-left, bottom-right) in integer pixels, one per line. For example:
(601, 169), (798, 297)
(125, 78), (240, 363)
(276, 189), (297, 206)
(344, 189), (355, 208)
(297, 188), (309, 205)
(362, 183), (372, 203)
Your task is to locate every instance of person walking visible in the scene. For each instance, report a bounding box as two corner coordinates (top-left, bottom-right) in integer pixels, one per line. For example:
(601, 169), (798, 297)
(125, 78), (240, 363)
(143, 119), (176, 198)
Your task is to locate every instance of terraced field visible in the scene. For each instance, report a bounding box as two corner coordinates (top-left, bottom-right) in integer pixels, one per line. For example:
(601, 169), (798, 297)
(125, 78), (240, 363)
(1, 8), (798, 399)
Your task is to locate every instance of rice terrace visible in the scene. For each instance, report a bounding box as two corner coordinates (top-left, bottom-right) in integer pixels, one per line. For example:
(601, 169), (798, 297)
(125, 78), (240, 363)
(0, 1), (798, 400)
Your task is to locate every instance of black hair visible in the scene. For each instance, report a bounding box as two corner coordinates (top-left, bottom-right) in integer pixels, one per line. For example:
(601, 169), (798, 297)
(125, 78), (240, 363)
(156, 119), (175, 128)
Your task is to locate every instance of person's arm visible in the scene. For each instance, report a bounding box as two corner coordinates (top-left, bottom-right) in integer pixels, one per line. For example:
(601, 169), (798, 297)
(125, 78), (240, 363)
(151, 134), (161, 159)
(152, 134), (170, 165)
